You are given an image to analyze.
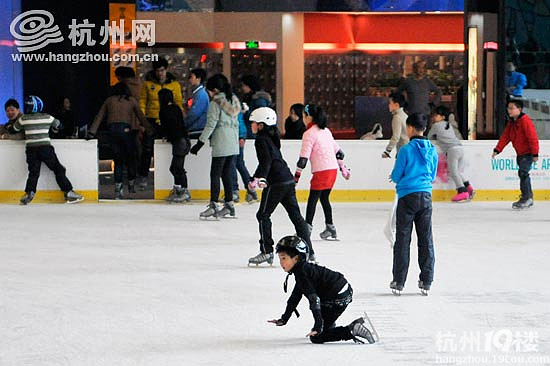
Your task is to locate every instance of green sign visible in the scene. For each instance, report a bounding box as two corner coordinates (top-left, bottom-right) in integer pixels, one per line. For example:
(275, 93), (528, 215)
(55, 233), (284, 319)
(246, 40), (259, 49)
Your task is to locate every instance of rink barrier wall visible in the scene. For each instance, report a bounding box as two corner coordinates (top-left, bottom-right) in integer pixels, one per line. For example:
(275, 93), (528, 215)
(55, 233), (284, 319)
(0, 140), (98, 203)
(1, 139), (548, 203)
(155, 140), (550, 202)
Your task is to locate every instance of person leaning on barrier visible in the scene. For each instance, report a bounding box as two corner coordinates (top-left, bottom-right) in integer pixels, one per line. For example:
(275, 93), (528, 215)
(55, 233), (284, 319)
(1, 99), (24, 140)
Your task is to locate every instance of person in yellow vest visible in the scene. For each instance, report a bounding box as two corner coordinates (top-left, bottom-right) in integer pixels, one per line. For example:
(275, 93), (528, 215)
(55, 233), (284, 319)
(138, 57), (183, 189)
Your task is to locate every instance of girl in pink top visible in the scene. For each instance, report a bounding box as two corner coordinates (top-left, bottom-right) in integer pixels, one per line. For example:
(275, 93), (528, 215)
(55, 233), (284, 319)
(294, 104), (350, 240)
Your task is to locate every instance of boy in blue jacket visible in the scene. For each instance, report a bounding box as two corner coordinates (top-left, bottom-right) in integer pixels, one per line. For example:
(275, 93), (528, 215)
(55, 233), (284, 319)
(389, 113), (438, 296)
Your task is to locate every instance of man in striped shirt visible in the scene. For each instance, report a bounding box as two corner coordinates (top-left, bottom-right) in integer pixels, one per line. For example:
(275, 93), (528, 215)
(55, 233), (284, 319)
(11, 95), (83, 205)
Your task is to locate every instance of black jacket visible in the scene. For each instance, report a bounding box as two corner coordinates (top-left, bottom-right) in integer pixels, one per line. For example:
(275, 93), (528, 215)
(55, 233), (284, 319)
(284, 117), (306, 139)
(281, 261), (348, 332)
(159, 104), (188, 143)
(253, 128), (293, 184)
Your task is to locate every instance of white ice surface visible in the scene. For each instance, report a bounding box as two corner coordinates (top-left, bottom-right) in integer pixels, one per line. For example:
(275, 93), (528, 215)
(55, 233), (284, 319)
(1, 201), (549, 366)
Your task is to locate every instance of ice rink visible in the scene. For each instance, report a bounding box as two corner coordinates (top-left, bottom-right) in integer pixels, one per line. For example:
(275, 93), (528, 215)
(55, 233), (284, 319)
(1, 201), (549, 366)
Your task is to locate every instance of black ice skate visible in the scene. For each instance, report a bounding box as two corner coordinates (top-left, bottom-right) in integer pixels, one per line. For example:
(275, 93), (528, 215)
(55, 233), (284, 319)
(308, 253), (318, 264)
(20, 191), (35, 205)
(65, 190), (84, 204)
(390, 281), (403, 296)
(199, 201), (219, 220)
(418, 281), (431, 296)
(128, 180), (136, 194)
(348, 317), (376, 344)
(217, 201), (236, 218)
(512, 197), (533, 210)
(232, 190), (240, 203)
(114, 183), (124, 200)
(319, 224), (338, 240)
(248, 252), (274, 266)
(245, 188), (258, 203)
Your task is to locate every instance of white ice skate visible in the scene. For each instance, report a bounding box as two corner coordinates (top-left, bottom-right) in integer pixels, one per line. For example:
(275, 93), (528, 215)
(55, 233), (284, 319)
(65, 190), (84, 204)
(248, 252), (274, 266)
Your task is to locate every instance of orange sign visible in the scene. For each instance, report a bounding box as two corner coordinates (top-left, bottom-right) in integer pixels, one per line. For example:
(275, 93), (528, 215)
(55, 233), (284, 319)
(109, 3), (136, 85)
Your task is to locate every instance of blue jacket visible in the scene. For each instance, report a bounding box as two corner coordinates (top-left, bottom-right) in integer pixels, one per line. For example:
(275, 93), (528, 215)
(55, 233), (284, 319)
(391, 136), (438, 199)
(185, 85), (209, 131)
(238, 112), (247, 139)
(505, 71), (527, 97)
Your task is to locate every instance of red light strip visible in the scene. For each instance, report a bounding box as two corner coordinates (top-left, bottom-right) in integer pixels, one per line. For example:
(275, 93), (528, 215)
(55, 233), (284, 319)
(304, 43), (465, 52)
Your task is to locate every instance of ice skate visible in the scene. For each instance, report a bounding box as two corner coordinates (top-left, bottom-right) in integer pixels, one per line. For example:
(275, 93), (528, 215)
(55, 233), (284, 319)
(128, 180), (136, 194)
(363, 311), (380, 342)
(20, 191), (35, 205)
(232, 190), (240, 203)
(138, 176), (148, 191)
(418, 280), (430, 296)
(390, 281), (403, 296)
(308, 253), (318, 264)
(166, 186), (184, 203)
(114, 183), (124, 200)
(512, 197), (533, 210)
(245, 188), (258, 203)
(319, 224), (338, 240)
(451, 191), (470, 202)
(182, 188), (191, 202)
(466, 184), (475, 199)
(199, 201), (219, 220)
(248, 252), (274, 266)
(64, 190), (84, 204)
(348, 317), (376, 344)
(217, 201), (236, 218)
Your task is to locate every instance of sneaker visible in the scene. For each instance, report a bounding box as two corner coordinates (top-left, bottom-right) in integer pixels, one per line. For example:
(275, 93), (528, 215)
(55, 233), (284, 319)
(232, 190), (240, 203)
(466, 184), (475, 199)
(20, 191), (35, 205)
(245, 188), (258, 203)
(513, 197), (533, 210)
(128, 180), (136, 194)
(390, 281), (404, 295)
(418, 280), (431, 296)
(320, 224), (337, 240)
(248, 252), (274, 266)
(65, 190), (84, 204)
(115, 183), (124, 200)
(348, 317), (376, 344)
(217, 201), (236, 218)
(200, 201), (219, 219)
(451, 191), (470, 202)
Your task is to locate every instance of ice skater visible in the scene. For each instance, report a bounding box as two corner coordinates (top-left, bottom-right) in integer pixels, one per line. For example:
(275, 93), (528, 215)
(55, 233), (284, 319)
(380, 92), (409, 246)
(428, 106), (474, 202)
(389, 113), (437, 296)
(492, 100), (539, 209)
(246, 107), (315, 266)
(268, 235), (377, 344)
(10, 96), (84, 205)
(294, 104), (350, 240)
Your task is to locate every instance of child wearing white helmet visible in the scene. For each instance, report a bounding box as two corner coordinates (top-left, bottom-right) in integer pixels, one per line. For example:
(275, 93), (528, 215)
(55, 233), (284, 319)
(247, 107), (315, 266)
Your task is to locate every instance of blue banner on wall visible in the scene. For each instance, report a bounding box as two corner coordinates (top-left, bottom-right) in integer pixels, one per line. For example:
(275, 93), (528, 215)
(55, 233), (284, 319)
(0, 0), (23, 118)
(369, 0), (463, 12)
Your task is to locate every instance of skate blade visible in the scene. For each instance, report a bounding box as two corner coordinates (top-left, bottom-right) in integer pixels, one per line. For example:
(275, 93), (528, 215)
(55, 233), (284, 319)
(247, 262), (274, 267)
(199, 216), (219, 221)
(321, 237), (339, 241)
(363, 312), (380, 342)
(220, 215), (238, 219)
(420, 289), (429, 296)
(391, 289), (402, 296)
(66, 198), (84, 204)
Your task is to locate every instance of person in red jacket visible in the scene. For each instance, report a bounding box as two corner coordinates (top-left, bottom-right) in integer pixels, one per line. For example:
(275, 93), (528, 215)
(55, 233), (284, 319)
(492, 100), (539, 209)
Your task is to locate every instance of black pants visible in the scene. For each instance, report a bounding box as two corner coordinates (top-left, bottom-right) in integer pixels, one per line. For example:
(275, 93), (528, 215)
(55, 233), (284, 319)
(25, 145), (73, 193)
(170, 155), (188, 187)
(210, 155), (236, 202)
(393, 192), (435, 286)
(310, 286), (354, 344)
(110, 123), (138, 184)
(306, 189), (333, 225)
(517, 154), (533, 199)
(138, 118), (160, 178)
(256, 181), (313, 255)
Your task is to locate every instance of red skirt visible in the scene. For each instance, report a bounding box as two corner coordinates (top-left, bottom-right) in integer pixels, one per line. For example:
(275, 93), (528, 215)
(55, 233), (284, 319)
(310, 169), (337, 190)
